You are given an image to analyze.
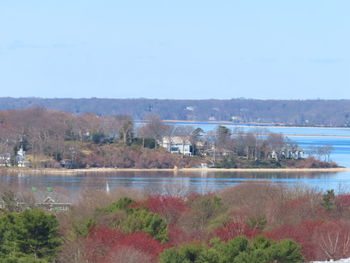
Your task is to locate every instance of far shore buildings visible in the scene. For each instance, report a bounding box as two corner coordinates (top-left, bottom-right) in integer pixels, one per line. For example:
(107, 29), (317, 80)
(16, 147), (30, 167)
(0, 190), (71, 212)
(161, 135), (304, 162)
(0, 153), (11, 167)
(270, 148), (304, 161)
(0, 147), (30, 167)
(161, 136), (193, 156)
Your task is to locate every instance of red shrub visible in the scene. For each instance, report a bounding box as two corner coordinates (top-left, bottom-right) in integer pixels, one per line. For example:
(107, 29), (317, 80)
(128, 200), (145, 209)
(336, 194), (350, 211)
(315, 220), (350, 260)
(86, 226), (125, 262)
(107, 232), (168, 260)
(144, 195), (189, 224)
(285, 198), (307, 209)
(283, 157), (339, 168)
(168, 226), (195, 246)
(279, 198), (324, 225)
(88, 226), (125, 244)
(266, 219), (350, 261)
(85, 227), (167, 263)
(213, 221), (259, 241)
(266, 220), (322, 260)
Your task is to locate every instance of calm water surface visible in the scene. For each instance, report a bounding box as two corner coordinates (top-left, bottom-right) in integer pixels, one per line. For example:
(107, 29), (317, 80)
(1, 171), (350, 198)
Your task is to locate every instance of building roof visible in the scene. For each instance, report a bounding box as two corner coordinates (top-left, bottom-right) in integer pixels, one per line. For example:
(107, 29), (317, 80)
(162, 136), (191, 145)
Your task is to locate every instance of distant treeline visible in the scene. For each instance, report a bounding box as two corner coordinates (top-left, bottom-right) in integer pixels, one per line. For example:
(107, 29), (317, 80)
(1, 98), (350, 126)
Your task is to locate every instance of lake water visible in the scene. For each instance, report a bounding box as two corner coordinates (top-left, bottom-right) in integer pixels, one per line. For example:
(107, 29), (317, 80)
(0, 124), (350, 197)
(1, 170), (350, 199)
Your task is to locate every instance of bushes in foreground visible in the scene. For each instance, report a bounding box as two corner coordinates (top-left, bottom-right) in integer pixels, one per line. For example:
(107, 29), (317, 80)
(266, 219), (350, 261)
(85, 226), (303, 263)
(4, 184), (350, 262)
(86, 227), (166, 263)
(0, 209), (61, 263)
(160, 236), (303, 263)
(97, 197), (169, 242)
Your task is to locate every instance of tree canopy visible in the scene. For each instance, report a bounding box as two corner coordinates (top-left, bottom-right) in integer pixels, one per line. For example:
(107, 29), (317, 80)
(0, 209), (61, 263)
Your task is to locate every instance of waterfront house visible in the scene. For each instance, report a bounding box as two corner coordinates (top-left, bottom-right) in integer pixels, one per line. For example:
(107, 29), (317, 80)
(161, 136), (192, 156)
(36, 196), (71, 211)
(0, 193), (71, 212)
(0, 153), (11, 167)
(60, 159), (74, 169)
(16, 147), (30, 167)
(270, 148), (304, 161)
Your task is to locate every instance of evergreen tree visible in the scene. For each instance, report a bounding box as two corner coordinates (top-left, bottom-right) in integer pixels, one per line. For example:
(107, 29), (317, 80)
(0, 210), (61, 262)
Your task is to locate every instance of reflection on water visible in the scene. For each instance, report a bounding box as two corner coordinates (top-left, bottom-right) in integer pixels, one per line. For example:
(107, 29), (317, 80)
(1, 171), (350, 198)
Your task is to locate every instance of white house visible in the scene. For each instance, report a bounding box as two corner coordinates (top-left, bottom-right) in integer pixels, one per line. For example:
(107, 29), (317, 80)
(161, 136), (192, 156)
(270, 148), (304, 161)
(16, 147), (30, 167)
(0, 153), (11, 167)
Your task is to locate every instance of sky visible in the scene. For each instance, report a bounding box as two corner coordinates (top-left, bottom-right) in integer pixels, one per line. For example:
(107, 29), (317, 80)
(0, 0), (349, 100)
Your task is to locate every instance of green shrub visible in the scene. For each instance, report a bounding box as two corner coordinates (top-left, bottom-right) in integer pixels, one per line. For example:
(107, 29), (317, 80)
(191, 195), (225, 231)
(0, 256), (48, 263)
(247, 215), (267, 231)
(160, 243), (218, 263)
(72, 218), (95, 237)
(0, 209), (61, 262)
(100, 197), (134, 214)
(121, 209), (168, 243)
(99, 197), (169, 242)
(321, 189), (336, 211)
(160, 236), (303, 263)
(214, 156), (237, 168)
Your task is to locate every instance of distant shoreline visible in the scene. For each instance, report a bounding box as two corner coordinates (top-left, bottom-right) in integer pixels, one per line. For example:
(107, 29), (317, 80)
(1, 167), (349, 175)
(160, 120), (350, 130)
(164, 121), (350, 137)
(139, 120), (350, 137)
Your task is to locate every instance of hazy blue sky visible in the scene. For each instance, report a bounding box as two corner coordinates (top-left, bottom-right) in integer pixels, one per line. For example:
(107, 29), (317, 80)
(0, 0), (349, 99)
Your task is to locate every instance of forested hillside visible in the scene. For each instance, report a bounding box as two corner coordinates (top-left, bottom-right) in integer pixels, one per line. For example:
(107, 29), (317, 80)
(1, 98), (350, 126)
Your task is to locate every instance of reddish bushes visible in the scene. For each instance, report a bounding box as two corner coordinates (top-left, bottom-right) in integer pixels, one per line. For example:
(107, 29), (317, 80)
(213, 221), (259, 241)
(144, 195), (189, 224)
(316, 220), (350, 260)
(167, 226), (204, 246)
(266, 219), (350, 261)
(335, 194), (350, 217)
(336, 194), (350, 207)
(80, 145), (202, 169)
(85, 226), (125, 262)
(86, 227), (167, 263)
(59, 185), (350, 262)
(269, 197), (326, 226)
(266, 220), (322, 260)
(111, 232), (167, 258)
(283, 156), (339, 168)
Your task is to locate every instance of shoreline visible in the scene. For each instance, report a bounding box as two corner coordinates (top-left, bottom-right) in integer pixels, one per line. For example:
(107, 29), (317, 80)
(1, 167), (349, 175)
(160, 120), (350, 130)
(140, 120), (350, 137)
